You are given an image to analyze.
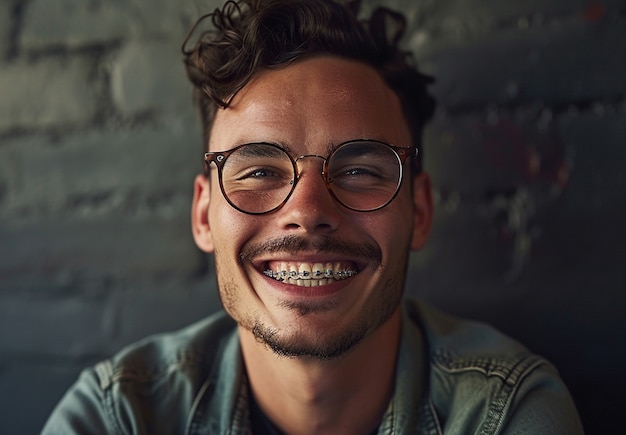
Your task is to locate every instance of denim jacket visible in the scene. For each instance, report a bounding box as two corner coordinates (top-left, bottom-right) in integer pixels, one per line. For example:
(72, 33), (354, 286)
(43, 300), (584, 434)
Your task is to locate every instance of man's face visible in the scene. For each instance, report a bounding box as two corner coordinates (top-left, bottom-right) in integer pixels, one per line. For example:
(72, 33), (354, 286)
(192, 56), (432, 359)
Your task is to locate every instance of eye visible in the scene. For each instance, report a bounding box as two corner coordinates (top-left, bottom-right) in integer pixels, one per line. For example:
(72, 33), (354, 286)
(238, 167), (282, 179)
(229, 164), (294, 192)
(343, 167), (381, 177)
(331, 164), (384, 181)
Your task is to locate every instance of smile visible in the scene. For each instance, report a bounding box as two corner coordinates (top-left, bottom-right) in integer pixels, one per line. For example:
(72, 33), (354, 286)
(263, 261), (359, 287)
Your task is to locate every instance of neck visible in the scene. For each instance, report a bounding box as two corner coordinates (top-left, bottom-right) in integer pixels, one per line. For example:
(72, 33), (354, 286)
(239, 308), (402, 435)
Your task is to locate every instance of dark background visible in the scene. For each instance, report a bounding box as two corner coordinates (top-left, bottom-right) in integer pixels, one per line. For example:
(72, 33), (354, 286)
(0, 0), (624, 432)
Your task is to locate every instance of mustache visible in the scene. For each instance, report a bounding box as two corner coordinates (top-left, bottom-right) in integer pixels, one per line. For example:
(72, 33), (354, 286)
(239, 235), (381, 265)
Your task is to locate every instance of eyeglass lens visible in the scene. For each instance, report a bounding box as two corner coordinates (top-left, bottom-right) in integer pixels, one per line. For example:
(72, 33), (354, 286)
(217, 141), (403, 214)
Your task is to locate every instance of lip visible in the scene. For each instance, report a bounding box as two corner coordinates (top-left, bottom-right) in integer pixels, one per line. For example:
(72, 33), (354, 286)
(258, 267), (357, 298)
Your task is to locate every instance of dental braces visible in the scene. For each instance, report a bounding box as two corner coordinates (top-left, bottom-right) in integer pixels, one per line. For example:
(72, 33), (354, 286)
(263, 269), (358, 280)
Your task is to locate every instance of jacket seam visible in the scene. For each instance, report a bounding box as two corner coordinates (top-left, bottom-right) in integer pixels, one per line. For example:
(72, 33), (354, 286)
(430, 349), (549, 435)
(94, 361), (126, 435)
(106, 353), (214, 384)
(480, 355), (547, 434)
(431, 349), (528, 380)
(426, 398), (444, 435)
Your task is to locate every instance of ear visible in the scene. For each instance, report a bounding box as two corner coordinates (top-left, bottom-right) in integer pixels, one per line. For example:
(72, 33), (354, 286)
(410, 172), (434, 251)
(191, 174), (215, 253)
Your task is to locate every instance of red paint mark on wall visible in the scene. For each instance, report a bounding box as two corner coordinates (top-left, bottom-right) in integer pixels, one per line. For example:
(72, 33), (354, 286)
(480, 119), (569, 188)
(585, 0), (605, 22)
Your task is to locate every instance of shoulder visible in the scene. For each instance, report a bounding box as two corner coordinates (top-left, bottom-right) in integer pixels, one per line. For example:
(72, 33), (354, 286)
(405, 299), (530, 359)
(43, 311), (239, 434)
(404, 300), (583, 434)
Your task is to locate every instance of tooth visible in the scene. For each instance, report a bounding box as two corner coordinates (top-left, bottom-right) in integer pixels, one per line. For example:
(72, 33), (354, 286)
(312, 263), (324, 278)
(334, 262), (342, 280)
(299, 263), (311, 280)
(265, 261), (357, 285)
(289, 264), (298, 279)
(279, 262), (288, 281)
(325, 263), (334, 278)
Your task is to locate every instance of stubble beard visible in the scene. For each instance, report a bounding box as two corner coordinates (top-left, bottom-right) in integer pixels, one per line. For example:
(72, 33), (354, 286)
(217, 269), (406, 361)
(215, 236), (407, 360)
(250, 275), (403, 360)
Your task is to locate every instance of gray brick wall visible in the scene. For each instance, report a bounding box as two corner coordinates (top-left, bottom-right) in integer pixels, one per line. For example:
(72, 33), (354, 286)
(0, 0), (623, 432)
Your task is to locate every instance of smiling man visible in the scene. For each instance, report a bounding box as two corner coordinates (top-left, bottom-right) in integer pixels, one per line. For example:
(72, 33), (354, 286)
(43, 1), (583, 434)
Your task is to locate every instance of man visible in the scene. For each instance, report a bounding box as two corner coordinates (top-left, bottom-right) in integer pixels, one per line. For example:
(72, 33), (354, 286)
(44, 0), (583, 433)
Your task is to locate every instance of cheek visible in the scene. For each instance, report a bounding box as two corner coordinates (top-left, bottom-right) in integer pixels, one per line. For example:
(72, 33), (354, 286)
(207, 192), (267, 276)
(209, 191), (252, 245)
(376, 208), (415, 260)
(209, 204), (260, 319)
(367, 192), (415, 240)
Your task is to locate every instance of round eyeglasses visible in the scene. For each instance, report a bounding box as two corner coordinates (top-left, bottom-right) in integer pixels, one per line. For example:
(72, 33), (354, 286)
(203, 139), (417, 215)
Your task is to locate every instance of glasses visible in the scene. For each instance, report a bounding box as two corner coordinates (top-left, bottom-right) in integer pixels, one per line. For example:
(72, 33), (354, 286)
(203, 139), (416, 215)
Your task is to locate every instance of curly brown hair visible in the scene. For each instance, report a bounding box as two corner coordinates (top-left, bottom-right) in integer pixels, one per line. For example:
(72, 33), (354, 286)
(182, 0), (435, 171)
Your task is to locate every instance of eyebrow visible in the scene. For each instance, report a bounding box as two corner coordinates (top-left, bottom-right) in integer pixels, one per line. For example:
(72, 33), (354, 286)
(240, 140), (295, 156)
(236, 143), (288, 158)
(235, 139), (376, 158)
(324, 142), (338, 156)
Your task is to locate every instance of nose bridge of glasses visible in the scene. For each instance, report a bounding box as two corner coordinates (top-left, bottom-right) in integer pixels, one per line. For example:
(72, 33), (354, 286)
(294, 154), (327, 176)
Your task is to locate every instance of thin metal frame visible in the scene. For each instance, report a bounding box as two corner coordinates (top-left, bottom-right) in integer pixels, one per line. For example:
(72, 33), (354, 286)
(203, 139), (417, 215)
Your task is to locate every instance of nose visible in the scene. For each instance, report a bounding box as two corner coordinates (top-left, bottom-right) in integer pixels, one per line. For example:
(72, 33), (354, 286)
(275, 156), (342, 233)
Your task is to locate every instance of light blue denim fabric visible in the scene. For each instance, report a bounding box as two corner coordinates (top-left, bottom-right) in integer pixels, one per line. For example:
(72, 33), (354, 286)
(42, 300), (584, 434)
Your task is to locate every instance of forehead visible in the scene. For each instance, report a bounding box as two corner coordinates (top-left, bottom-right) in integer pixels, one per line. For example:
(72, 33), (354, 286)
(209, 56), (411, 152)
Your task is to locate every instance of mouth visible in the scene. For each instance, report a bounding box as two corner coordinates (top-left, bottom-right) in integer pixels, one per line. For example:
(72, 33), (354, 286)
(262, 261), (359, 287)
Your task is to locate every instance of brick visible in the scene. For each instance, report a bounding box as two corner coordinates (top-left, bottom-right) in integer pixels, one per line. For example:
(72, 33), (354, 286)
(0, 125), (206, 280)
(19, 0), (223, 50)
(0, 292), (111, 357)
(425, 114), (519, 194)
(0, 140), (19, 208)
(403, 0), (624, 43)
(0, 280), (220, 430)
(0, 216), (204, 279)
(110, 277), (222, 351)
(424, 110), (566, 194)
(557, 110), (626, 216)
(1, 125), (202, 215)
(128, 0), (221, 39)
(407, 209), (514, 302)
(0, 361), (90, 434)
(418, 108), (626, 296)
(0, 280), (221, 432)
(0, 56), (97, 131)
(20, 0), (132, 50)
(0, 2), (11, 59)
(412, 19), (626, 108)
(423, 107), (626, 204)
(112, 40), (196, 117)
